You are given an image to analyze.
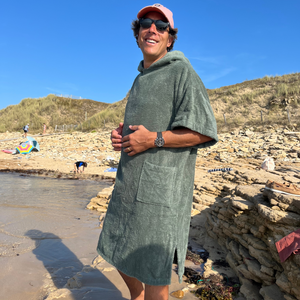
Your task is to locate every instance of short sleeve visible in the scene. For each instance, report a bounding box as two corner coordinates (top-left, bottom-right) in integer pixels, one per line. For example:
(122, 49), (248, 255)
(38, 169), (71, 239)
(171, 65), (218, 149)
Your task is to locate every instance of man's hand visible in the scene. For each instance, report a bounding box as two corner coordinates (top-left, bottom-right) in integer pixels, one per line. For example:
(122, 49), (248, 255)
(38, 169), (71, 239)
(122, 125), (155, 156)
(111, 123), (124, 151)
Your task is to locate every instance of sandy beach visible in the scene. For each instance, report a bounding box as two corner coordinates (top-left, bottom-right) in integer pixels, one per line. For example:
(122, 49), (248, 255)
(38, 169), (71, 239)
(2, 127), (300, 299)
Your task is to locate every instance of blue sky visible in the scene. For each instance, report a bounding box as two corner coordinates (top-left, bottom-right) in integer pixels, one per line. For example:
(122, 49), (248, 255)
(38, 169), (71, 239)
(0, 0), (299, 110)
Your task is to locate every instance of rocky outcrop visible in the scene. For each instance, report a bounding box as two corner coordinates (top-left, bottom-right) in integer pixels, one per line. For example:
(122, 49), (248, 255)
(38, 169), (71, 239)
(197, 126), (300, 163)
(201, 169), (300, 300)
(86, 186), (113, 215)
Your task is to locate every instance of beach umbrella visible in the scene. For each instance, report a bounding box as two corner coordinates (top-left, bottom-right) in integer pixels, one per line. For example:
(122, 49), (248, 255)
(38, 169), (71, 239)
(16, 143), (33, 154)
(26, 136), (40, 152)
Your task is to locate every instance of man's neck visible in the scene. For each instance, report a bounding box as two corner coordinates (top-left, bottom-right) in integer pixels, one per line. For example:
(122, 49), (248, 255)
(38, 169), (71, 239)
(143, 52), (168, 69)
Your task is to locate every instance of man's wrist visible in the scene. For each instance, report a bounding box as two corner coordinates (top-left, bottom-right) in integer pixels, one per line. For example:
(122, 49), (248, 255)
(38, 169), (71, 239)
(148, 132), (157, 149)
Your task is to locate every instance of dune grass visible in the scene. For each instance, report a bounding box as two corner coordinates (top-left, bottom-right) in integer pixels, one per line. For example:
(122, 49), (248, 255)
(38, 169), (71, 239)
(1, 73), (300, 134)
(0, 94), (110, 133)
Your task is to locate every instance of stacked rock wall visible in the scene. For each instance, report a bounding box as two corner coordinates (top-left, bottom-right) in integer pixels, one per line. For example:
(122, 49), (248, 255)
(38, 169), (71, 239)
(200, 170), (300, 300)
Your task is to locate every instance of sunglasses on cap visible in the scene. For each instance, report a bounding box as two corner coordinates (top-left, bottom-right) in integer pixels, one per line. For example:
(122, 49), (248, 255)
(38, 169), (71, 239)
(139, 18), (169, 32)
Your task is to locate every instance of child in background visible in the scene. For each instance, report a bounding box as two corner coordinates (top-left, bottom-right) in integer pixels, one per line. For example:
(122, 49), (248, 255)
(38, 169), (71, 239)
(74, 161), (87, 173)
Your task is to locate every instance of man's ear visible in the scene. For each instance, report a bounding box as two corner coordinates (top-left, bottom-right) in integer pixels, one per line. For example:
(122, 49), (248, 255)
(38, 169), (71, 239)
(137, 33), (141, 48)
(167, 36), (174, 48)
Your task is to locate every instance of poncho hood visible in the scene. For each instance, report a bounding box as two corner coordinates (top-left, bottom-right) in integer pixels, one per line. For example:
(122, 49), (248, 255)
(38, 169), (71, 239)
(138, 51), (190, 73)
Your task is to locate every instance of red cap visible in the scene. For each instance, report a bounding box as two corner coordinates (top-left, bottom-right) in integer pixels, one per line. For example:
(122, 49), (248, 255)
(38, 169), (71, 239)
(137, 3), (174, 29)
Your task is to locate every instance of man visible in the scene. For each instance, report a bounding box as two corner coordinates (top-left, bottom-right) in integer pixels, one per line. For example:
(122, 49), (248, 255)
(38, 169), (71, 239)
(74, 161), (87, 173)
(97, 4), (218, 300)
(23, 124), (29, 138)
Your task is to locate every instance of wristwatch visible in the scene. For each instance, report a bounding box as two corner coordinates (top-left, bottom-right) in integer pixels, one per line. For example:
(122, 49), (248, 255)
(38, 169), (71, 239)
(154, 132), (165, 147)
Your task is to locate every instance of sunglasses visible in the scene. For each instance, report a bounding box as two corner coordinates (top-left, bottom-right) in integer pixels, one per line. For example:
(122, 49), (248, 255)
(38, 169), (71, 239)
(139, 18), (169, 32)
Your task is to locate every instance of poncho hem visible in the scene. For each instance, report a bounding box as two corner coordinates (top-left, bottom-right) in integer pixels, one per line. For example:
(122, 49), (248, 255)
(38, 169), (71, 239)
(97, 249), (173, 286)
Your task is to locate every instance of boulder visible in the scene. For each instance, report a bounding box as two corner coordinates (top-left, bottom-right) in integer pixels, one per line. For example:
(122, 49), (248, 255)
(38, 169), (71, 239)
(230, 196), (255, 211)
(239, 277), (263, 300)
(260, 284), (285, 300)
(258, 204), (300, 225)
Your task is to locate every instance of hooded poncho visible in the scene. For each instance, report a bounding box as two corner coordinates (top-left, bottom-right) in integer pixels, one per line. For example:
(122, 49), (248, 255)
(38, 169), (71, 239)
(97, 51), (218, 285)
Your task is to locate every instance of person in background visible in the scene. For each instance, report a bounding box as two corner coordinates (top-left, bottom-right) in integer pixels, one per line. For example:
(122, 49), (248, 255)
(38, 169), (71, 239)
(23, 124), (29, 138)
(74, 161), (87, 173)
(43, 123), (47, 135)
(97, 3), (218, 300)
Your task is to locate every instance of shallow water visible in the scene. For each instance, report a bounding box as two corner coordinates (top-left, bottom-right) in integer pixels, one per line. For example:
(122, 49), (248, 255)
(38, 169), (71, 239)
(0, 173), (112, 300)
(0, 173), (110, 257)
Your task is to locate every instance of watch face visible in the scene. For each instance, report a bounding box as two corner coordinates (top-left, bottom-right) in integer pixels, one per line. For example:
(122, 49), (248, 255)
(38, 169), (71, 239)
(155, 137), (165, 147)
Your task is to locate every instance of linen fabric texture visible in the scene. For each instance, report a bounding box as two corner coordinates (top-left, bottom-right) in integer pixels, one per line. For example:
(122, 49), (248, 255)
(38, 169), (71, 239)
(97, 51), (218, 286)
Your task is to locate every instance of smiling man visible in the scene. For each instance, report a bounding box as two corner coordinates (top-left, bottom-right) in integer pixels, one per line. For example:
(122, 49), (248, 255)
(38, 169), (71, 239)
(97, 4), (218, 300)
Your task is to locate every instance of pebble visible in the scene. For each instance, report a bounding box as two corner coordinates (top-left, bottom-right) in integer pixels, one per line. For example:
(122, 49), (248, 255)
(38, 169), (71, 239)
(170, 290), (184, 299)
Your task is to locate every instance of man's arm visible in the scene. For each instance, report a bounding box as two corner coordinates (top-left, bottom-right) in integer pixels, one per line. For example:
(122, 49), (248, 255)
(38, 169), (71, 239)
(121, 125), (212, 157)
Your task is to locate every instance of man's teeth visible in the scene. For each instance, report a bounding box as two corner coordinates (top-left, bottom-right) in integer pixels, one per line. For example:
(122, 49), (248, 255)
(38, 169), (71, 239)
(147, 39), (157, 44)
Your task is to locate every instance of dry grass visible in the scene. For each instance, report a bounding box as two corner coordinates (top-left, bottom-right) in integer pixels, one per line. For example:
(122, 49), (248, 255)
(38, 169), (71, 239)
(0, 94), (110, 133)
(1, 73), (299, 133)
(210, 72), (300, 132)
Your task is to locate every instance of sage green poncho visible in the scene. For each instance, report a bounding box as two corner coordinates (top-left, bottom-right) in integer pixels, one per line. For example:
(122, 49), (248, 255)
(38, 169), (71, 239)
(97, 51), (218, 286)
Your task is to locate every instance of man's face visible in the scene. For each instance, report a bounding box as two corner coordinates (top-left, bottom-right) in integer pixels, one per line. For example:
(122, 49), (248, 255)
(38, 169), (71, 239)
(138, 11), (173, 66)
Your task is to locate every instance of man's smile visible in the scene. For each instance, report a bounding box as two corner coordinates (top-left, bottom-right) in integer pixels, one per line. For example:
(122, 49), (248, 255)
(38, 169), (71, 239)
(145, 38), (158, 44)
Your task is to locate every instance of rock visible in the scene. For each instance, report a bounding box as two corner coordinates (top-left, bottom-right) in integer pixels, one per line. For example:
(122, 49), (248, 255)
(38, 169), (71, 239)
(260, 284), (285, 300)
(258, 204), (300, 225)
(230, 196), (254, 211)
(192, 202), (209, 211)
(228, 240), (242, 262)
(235, 184), (268, 205)
(45, 288), (73, 300)
(96, 207), (107, 213)
(243, 234), (268, 250)
(193, 193), (217, 206)
(261, 265), (275, 277)
(239, 277), (263, 300)
(237, 263), (262, 283)
(243, 254), (275, 284)
(263, 189), (300, 214)
(170, 290), (184, 299)
(248, 245), (277, 269)
(276, 272), (291, 294)
(226, 252), (238, 272)
(283, 294), (298, 300)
